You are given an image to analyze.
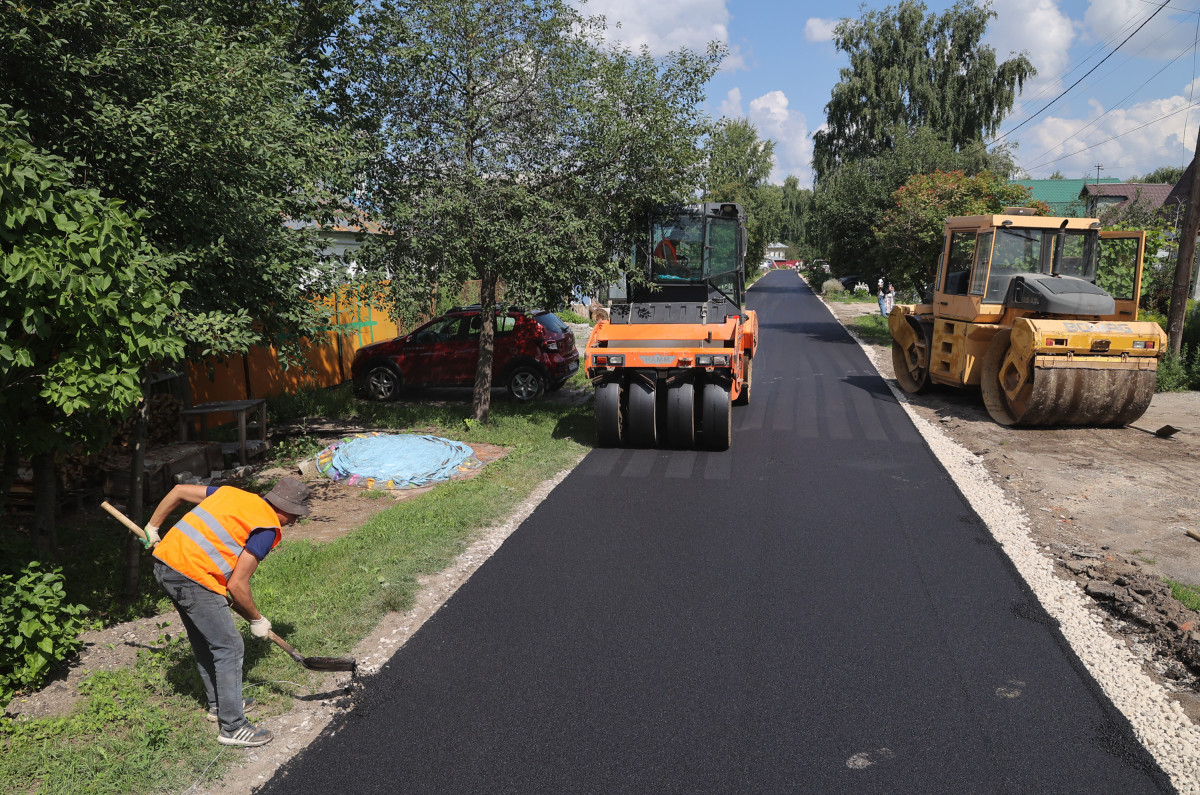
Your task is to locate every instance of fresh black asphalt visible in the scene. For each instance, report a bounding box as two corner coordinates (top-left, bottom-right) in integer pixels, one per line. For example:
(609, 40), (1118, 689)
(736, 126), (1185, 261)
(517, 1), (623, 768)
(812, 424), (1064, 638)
(259, 270), (1171, 793)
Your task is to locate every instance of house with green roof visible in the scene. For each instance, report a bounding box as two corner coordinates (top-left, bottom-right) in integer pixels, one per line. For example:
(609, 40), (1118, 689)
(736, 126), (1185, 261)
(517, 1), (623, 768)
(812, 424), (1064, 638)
(1009, 178), (1122, 217)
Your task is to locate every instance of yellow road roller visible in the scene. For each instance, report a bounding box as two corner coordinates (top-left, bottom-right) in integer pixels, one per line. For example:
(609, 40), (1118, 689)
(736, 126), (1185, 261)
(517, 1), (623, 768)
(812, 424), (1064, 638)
(889, 209), (1167, 427)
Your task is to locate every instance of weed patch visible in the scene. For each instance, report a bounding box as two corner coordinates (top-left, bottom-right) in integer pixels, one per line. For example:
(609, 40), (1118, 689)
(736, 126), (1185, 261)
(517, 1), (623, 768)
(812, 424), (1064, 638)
(849, 312), (893, 345)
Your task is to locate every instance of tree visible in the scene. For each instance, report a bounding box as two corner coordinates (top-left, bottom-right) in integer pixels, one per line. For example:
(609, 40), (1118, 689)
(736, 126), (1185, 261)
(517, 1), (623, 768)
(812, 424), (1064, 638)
(1, 0), (350, 359)
(2, 0), (348, 582)
(812, 0), (1034, 182)
(702, 118), (782, 263)
(873, 169), (1043, 290)
(808, 125), (1014, 280)
(0, 109), (186, 548)
(777, 176), (813, 250)
(1138, 165), (1186, 186)
(333, 0), (722, 422)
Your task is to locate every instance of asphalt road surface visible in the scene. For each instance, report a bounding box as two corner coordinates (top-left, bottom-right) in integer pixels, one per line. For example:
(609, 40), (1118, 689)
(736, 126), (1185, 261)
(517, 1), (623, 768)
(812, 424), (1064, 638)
(260, 270), (1171, 793)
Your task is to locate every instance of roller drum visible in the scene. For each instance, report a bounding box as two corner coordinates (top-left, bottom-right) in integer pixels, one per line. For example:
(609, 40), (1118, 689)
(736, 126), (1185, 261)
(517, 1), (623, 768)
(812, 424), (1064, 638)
(982, 329), (1156, 427)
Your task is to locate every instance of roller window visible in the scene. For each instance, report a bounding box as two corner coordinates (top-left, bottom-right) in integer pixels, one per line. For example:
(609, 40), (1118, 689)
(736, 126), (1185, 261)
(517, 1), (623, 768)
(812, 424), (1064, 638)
(969, 231), (994, 295)
(943, 231), (975, 296)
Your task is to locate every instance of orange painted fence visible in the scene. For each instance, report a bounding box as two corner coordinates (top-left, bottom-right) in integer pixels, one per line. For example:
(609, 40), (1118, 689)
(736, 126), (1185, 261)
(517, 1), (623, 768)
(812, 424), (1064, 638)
(183, 281), (487, 425)
(186, 292), (403, 408)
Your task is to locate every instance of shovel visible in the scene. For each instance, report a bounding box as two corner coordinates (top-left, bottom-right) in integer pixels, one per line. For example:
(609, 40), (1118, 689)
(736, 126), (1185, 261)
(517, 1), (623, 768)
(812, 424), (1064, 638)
(100, 500), (357, 673)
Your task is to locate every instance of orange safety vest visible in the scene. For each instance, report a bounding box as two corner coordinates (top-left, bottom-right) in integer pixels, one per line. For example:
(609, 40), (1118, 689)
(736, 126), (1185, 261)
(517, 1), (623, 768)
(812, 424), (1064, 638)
(653, 238), (679, 266)
(153, 487), (282, 595)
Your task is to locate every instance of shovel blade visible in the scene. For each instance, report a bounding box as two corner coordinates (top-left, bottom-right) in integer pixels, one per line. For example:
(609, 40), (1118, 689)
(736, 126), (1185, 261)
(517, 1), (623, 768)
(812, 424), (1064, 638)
(303, 656), (357, 673)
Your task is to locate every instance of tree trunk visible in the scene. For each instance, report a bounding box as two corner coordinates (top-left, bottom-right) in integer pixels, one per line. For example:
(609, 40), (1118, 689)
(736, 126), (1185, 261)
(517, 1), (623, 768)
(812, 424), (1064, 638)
(1169, 145), (1200, 353)
(123, 373), (150, 597)
(32, 451), (57, 555)
(0, 442), (16, 518)
(471, 268), (498, 422)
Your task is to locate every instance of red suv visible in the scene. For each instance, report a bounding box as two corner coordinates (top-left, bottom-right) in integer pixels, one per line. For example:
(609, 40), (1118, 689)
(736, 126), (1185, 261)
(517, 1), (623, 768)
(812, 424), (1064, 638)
(351, 306), (579, 402)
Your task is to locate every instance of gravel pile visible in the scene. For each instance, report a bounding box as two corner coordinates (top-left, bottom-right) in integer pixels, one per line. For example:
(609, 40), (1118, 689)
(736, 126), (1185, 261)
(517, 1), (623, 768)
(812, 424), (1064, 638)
(846, 325), (1200, 791)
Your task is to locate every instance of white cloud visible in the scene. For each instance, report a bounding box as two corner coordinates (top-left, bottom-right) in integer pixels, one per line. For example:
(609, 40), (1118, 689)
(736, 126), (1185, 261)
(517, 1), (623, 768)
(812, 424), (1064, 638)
(986, 0), (1075, 114)
(580, 0), (732, 56)
(1022, 92), (1197, 179)
(718, 87), (743, 119)
(1083, 0), (1198, 61)
(803, 17), (837, 43)
(746, 90), (813, 186)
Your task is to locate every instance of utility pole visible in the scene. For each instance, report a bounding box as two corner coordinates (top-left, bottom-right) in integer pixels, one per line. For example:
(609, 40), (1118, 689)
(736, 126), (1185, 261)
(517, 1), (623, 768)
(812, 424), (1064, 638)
(1168, 132), (1200, 352)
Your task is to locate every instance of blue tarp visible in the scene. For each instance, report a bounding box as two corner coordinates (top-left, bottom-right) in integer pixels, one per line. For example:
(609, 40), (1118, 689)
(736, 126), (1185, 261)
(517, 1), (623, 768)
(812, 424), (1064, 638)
(315, 433), (482, 490)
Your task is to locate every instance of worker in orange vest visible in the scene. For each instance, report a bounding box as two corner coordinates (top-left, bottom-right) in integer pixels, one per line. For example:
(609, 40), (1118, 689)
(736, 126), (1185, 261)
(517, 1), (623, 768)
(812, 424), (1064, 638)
(145, 477), (311, 747)
(653, 228), (688, 276)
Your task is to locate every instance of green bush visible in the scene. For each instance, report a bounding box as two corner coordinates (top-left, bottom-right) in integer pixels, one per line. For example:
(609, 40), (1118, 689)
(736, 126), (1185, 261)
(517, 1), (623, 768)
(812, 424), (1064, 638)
(822, 278), (845, 295)
(1155, 344), (1200, 392)
(1, 562), (88, 703)
(798, 261), (828, 285)
(556, 308), (590, 325)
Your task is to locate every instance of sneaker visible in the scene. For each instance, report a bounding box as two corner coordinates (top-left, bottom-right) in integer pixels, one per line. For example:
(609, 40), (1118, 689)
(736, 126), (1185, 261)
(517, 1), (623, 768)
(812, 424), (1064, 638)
(218, 722), (273, 747)
(205, 697), (256, 722)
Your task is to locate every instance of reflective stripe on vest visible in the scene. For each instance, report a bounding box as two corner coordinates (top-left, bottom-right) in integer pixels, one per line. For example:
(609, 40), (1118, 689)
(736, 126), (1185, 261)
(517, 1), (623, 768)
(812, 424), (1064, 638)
(173, 506), (245, 580)
(153, 487), (281, 595)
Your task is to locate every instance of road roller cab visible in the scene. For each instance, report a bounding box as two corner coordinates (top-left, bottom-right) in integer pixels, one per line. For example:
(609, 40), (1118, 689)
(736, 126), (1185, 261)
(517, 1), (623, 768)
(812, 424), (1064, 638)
(585, 203), (758, 450)
(889, 209), (1167, 427)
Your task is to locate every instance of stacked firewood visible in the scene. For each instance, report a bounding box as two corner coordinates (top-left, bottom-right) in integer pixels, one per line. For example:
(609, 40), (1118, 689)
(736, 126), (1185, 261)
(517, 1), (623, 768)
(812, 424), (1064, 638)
(105, 394), (183, 452)
(14, 395), (185, 493)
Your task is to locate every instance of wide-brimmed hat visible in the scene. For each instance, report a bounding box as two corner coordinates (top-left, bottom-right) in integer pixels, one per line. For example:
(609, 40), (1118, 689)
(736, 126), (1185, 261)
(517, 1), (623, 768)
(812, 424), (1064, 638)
(264, 477), (311, 516)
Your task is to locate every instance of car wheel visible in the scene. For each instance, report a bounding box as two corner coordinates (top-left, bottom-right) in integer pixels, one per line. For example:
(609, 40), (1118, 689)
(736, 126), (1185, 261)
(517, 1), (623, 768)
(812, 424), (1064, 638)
(506, 366), (544, 402)
(363, 363), (403, 401)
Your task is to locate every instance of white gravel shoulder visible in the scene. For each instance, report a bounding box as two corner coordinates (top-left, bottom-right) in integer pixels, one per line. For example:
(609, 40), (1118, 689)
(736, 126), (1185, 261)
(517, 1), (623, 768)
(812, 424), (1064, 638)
(839, 313), (1200, 791)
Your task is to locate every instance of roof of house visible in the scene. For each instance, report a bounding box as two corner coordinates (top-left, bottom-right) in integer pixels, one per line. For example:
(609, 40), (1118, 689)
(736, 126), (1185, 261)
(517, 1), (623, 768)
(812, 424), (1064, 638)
(1010, 177), (1121, 209)
(1080, 182), (1172, 212)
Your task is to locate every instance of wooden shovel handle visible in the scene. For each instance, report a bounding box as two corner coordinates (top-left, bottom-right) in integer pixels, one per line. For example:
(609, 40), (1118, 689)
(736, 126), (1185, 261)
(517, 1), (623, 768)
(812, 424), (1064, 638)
(267, 630), (308, 665)
(101, 500), (155, 547)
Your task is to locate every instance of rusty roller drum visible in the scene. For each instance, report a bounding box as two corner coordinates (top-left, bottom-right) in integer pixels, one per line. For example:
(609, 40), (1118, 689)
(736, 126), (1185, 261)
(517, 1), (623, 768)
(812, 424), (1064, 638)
(981, 328), (1157, 427)
(889, 312), (933, 394)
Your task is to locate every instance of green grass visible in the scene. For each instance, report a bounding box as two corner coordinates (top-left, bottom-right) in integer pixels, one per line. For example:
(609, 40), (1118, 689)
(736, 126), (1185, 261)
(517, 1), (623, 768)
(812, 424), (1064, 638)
(1166, 579), (1200, 612)
(848, 312), (893, 345)
(1, 634), (220, 795)
(1, 385), (594, 794)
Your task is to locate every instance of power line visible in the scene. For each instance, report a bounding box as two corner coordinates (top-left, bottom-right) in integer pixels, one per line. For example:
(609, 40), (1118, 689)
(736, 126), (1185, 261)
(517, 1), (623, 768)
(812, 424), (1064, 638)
(1186, 4), (1200, 168)
(999, 12), (1145, 121)
(1021, 100), (1200, 172)
(992, 0), (1173, 145)
(1021, 39), (1196, 172)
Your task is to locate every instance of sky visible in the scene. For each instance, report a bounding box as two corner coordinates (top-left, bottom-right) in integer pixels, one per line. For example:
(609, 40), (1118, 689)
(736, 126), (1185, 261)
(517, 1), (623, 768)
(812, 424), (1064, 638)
(579, 0), (1200, 188)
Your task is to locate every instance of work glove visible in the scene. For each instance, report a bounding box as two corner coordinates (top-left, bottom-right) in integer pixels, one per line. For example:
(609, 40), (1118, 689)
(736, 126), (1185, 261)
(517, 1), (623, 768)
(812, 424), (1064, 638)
(249, 616), (272, 640)
(142, 523), (161, 548)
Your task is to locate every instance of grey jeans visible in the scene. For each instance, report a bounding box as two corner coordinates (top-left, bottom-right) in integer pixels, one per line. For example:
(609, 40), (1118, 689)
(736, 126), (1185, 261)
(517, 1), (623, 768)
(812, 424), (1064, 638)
(154, 560), (248, 733)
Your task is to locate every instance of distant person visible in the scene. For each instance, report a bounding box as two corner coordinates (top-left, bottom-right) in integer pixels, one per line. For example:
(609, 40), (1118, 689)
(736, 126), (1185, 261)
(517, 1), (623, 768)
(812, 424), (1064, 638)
(884, 283), (896, 316)
(146, 478), (312, 747)
(877, 278), (887, 317)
